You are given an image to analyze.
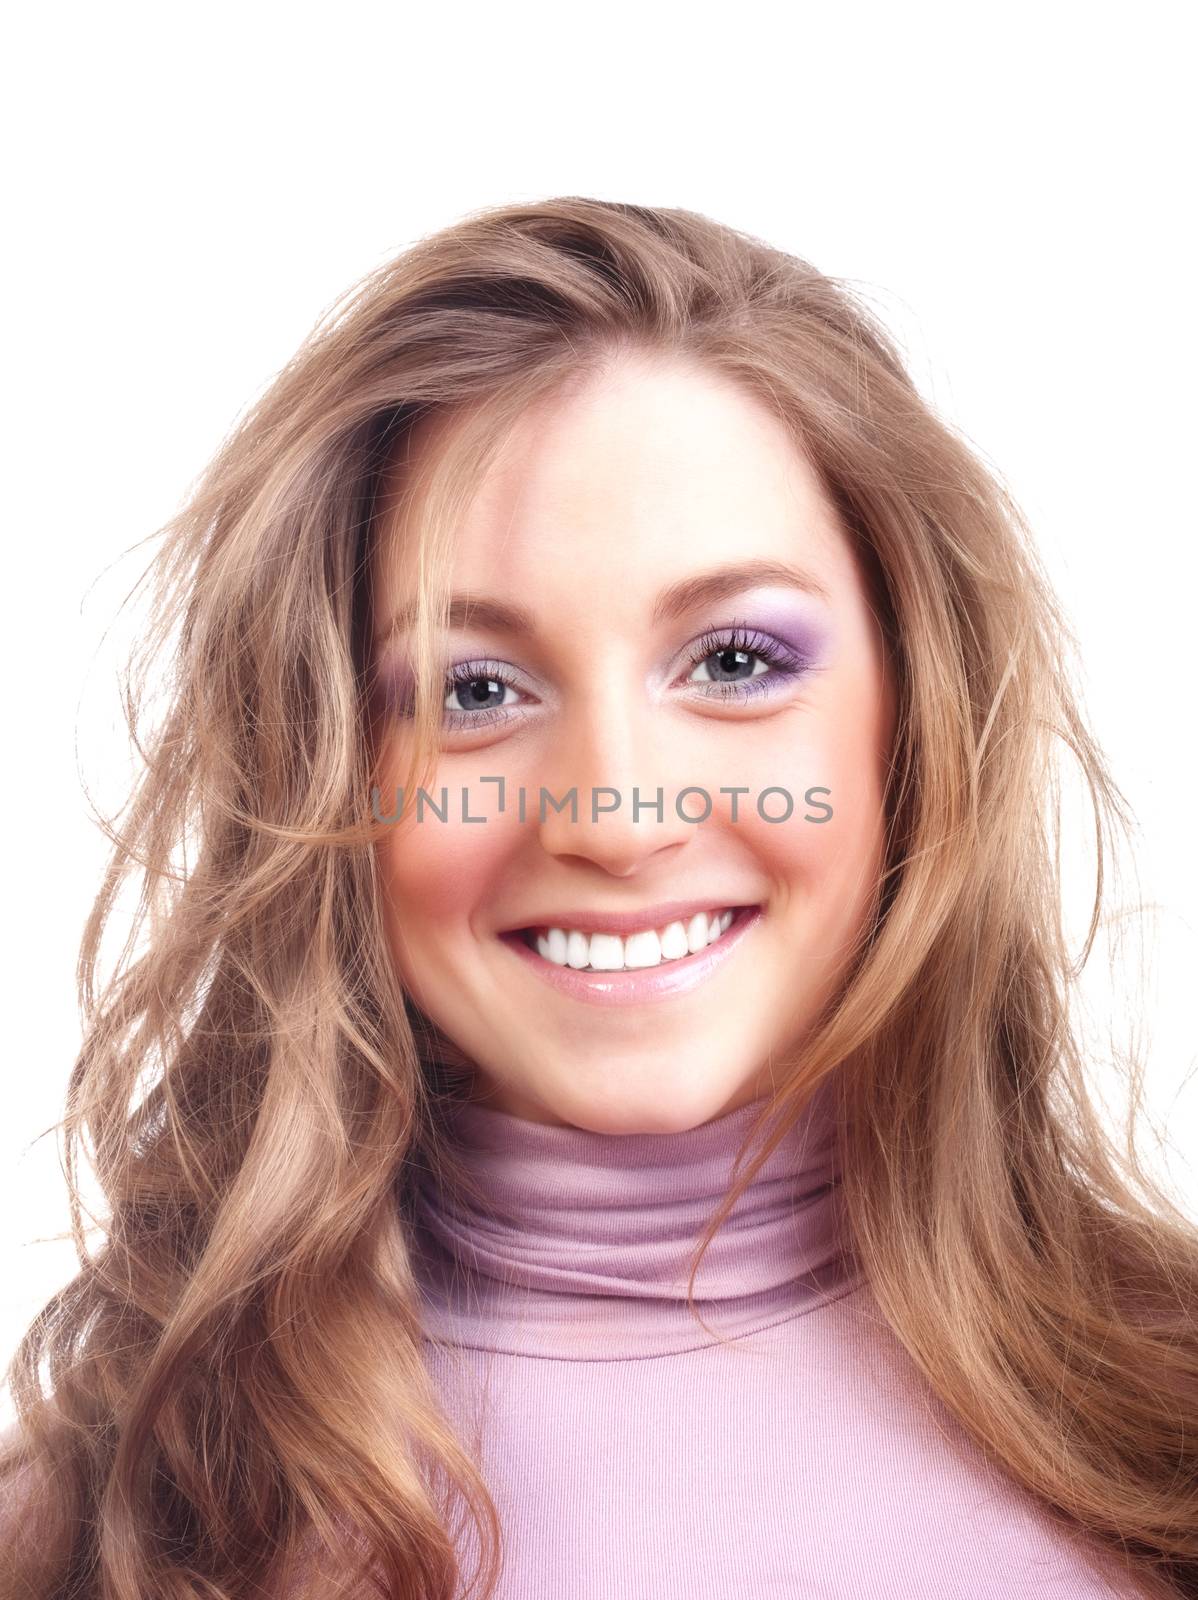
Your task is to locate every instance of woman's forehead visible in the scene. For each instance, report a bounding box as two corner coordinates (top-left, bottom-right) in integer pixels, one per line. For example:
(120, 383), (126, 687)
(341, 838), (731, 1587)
(370, 365), (858, 625)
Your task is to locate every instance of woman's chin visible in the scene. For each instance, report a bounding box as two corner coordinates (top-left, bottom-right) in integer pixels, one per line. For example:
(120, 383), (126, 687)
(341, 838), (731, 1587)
(465, 1056), (772, 1134)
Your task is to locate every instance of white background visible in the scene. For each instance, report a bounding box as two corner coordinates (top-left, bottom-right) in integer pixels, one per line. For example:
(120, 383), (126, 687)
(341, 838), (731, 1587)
(2, 3), (1194, 1427)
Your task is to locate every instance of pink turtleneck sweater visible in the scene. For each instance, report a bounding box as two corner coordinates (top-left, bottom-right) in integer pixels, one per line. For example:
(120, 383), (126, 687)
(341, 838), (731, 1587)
(0, 1083), (1167, 1597)
(407, 1081), (1156, 1599)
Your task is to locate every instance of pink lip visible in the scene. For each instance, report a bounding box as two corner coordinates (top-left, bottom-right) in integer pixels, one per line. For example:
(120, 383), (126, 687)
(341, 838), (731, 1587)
(496, 906), (764, 1006)
(498, 898), (759, 938)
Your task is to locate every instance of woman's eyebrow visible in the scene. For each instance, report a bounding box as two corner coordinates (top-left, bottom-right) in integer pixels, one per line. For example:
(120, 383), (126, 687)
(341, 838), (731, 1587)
(651, 558), (832, 620)
(377, 558), (832, 645)
(377, 595), (534, 645)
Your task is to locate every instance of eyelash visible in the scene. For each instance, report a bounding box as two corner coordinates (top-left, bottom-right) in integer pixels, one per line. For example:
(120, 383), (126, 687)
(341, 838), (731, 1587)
(436, 625), (814, 732)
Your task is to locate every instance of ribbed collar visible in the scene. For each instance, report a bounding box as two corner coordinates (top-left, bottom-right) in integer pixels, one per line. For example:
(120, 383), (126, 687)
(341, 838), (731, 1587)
(410, 1077), (860, 1360)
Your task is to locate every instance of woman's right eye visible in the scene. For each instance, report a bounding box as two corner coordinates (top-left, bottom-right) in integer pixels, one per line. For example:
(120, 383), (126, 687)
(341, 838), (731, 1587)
(442, 662), (527, 728)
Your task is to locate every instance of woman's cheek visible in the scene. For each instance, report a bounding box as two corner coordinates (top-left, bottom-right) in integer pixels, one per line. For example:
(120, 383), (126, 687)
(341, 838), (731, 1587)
(379, 807), (513, 928)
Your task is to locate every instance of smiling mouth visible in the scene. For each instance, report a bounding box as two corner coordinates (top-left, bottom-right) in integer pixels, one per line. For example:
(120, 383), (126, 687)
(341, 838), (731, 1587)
(502, 905), (760, 974)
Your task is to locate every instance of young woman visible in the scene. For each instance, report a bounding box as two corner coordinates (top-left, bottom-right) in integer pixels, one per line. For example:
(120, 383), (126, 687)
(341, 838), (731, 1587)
(2, 197), (1195, 1599)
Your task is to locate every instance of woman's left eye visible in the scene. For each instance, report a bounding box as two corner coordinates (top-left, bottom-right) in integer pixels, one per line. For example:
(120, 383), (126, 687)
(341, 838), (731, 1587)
(682, 626), (808, 702)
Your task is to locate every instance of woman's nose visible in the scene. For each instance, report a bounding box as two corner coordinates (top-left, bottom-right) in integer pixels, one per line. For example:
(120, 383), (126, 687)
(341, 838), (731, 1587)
(534, 689), (696, 875)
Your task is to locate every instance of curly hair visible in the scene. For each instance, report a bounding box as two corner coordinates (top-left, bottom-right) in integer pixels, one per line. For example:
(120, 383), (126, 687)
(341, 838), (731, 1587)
(2, 196), (1195, 1599)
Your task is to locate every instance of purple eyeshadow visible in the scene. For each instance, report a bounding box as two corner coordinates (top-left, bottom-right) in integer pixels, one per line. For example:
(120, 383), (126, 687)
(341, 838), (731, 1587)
(370, 589), (836, 726)
(372, 654), (418, 719)
(709, 598), (835, 670)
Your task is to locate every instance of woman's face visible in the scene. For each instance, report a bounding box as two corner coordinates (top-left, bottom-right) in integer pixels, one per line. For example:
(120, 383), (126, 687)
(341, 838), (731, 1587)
(370, 353), (896, 1132)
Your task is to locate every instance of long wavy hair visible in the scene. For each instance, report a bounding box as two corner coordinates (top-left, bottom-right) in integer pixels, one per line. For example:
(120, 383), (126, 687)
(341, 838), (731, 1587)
(2, 196), (1195, 1600)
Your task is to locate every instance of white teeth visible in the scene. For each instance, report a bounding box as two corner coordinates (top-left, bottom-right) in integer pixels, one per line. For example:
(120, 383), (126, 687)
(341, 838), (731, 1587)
(623, 929), (663, 968)
(587, 933), (625, 971)
(530, 908), (740, 971)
